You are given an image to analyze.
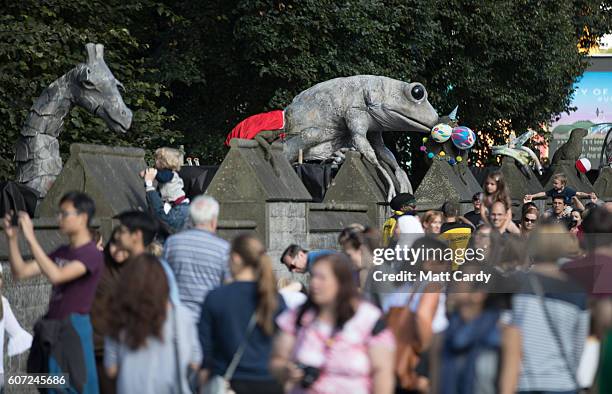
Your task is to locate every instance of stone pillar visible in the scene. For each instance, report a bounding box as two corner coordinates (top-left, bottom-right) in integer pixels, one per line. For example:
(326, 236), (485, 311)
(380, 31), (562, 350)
(38, 143), (147, 218)
(324, 151), (389, 228)
(206, 139), (312, 273)
(415, 160), (482, 212)
(500, 157), (543, 200)
(594, 167), (612, 200)
(267, 202), (308, 272)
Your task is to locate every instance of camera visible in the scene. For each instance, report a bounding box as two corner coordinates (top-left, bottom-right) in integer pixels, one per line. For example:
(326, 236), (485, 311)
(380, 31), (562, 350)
(295, 363), (321, 388)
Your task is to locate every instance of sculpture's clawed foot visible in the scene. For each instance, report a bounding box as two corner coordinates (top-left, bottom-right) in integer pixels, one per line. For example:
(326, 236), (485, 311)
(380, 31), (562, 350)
(379, 167), (396, 202)
(327, 147), (356, 167)
(394, 167), (413, 194)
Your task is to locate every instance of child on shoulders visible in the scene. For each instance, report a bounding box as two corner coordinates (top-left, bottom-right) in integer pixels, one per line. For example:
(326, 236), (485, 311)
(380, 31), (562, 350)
(141, 147), (189, 232)
(524, 173), (597, 213)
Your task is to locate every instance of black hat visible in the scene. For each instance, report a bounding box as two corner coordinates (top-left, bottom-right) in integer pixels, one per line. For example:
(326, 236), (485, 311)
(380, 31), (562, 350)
(390, 193), (416, 211)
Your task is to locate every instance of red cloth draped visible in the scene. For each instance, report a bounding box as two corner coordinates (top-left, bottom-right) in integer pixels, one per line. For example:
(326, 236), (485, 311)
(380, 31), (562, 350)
(225, 110), (285, 146)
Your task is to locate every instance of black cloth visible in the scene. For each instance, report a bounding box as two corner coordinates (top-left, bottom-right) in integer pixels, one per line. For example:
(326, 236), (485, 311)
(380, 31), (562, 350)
(178, 166), (219, 201)
(293, 163), (338, 203)
(440, 221), (473, 233)
(230, 379), (283, 394)
(0, 181), (38, 218)
(27, 317), (86, 393)
(463, 210), (483, 228)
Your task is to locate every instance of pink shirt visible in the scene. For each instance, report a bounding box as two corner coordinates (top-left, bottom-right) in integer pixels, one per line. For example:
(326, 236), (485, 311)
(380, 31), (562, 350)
(277, 301), (395, 394)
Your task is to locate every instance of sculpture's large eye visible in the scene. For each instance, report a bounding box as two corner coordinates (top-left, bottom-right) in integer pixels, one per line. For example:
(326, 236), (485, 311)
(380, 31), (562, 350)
(82, 80), (96, 89)
(411, 84), (425, 101)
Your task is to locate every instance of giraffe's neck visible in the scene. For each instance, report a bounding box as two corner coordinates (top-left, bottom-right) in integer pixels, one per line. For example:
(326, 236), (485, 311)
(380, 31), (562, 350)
(22, 69), (77, 137)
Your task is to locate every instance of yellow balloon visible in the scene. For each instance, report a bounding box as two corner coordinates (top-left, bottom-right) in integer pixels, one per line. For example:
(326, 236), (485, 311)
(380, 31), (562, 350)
(439, 151), (446, 157)
(456, 156), (463, 162)
(422, 137), (428, 143)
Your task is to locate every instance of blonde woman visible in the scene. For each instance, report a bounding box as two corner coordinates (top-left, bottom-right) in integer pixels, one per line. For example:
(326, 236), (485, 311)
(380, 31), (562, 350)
(199, 234), (286, 394)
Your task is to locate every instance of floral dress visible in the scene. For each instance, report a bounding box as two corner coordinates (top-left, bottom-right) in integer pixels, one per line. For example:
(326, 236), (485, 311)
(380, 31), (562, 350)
(276, 301), (395, 394)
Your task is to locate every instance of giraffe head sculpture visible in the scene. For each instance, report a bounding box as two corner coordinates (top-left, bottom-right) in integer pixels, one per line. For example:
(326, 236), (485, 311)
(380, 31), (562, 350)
(72, 43), (132, 133)
(15, 43), (134, 198)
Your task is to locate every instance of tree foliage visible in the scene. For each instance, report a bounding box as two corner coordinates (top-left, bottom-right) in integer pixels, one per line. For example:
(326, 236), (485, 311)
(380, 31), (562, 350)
(0, 0), (180, 180)
(155, 0), (611, 174)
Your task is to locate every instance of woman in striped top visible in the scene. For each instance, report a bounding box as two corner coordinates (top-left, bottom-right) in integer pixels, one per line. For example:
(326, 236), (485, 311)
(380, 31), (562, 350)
(511, 225), (588, 394)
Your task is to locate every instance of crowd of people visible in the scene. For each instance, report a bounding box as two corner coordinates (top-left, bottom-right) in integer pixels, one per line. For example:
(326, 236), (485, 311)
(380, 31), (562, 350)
(0, 152), (611, 394)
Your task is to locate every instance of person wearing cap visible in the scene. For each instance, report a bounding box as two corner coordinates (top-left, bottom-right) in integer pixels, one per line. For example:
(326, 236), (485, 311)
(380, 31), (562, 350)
(381, 193), (417, 247)
(464, 192), (484, 228)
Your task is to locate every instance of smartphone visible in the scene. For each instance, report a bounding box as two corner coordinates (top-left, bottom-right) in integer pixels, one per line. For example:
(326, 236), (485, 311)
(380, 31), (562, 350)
(10, 212), (18, 226)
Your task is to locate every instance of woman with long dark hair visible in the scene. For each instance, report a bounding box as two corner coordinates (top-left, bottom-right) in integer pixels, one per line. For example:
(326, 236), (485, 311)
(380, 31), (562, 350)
(103, 253), (201, 394)
(91, 227), (129, 394)
(199, 233), (286, 394)
(270, 253), (395, 394)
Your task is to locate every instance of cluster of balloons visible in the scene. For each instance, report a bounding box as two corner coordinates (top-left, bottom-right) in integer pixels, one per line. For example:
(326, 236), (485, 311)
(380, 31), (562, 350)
(430, 124), (476, 150)
(421, 123), (476, 165)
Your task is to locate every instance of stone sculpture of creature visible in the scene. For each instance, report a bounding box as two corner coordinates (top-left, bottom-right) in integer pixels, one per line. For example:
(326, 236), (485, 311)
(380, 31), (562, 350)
(15, 43), (133, 197)
(280, 75), (439, 199)
(492, 130), (543, 176)
(551, 128), (588, 165)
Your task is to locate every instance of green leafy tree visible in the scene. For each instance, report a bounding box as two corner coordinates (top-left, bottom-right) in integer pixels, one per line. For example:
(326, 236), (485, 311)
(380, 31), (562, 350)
(155, 0), (611, 177)
(0, 0), (180, 180)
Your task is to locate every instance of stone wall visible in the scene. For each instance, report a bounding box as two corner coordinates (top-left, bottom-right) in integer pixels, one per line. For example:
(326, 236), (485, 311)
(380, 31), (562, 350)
(267, 202), (308, 272)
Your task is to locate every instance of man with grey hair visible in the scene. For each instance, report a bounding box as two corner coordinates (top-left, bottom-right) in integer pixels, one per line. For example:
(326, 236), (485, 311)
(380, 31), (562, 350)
(163, 195), (230, 322)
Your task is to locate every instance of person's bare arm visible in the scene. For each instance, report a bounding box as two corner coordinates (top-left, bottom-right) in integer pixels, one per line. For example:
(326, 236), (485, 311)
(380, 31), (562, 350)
(503, 213), (521, 234)
(369, 341), (395, 394)
(3, 214), (41, 280)
(575, 191), (593, 199)
(269, 331), (302, 388)
(480, 206), (490, 225)
(499, 324), (521, 394)
(572, 196), (585, 211)
(18, 212), (87, 285)
(525, 191), (546, 201)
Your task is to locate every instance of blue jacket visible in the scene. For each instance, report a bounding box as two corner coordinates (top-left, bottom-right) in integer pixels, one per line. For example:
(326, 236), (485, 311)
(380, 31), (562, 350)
(146, 189), (189, 232)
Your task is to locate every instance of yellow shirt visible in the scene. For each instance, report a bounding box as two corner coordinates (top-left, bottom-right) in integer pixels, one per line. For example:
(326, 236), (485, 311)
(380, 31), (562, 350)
(440, 222), (473, 270)
(382, 211), (405, 247)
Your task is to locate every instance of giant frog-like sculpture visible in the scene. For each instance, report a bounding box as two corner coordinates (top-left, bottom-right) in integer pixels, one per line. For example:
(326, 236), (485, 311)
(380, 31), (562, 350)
(278, 75), (439, 199)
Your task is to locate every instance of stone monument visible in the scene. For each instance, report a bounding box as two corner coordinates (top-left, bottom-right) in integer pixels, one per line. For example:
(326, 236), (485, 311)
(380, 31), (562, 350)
(415, 159), (482, 212)
(543, 128), (594, 193)
(229, 76), (441, 199)
(206, 139), (312, 261)
(15, 43), (133, 197)
(38, 144), (147, 220)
